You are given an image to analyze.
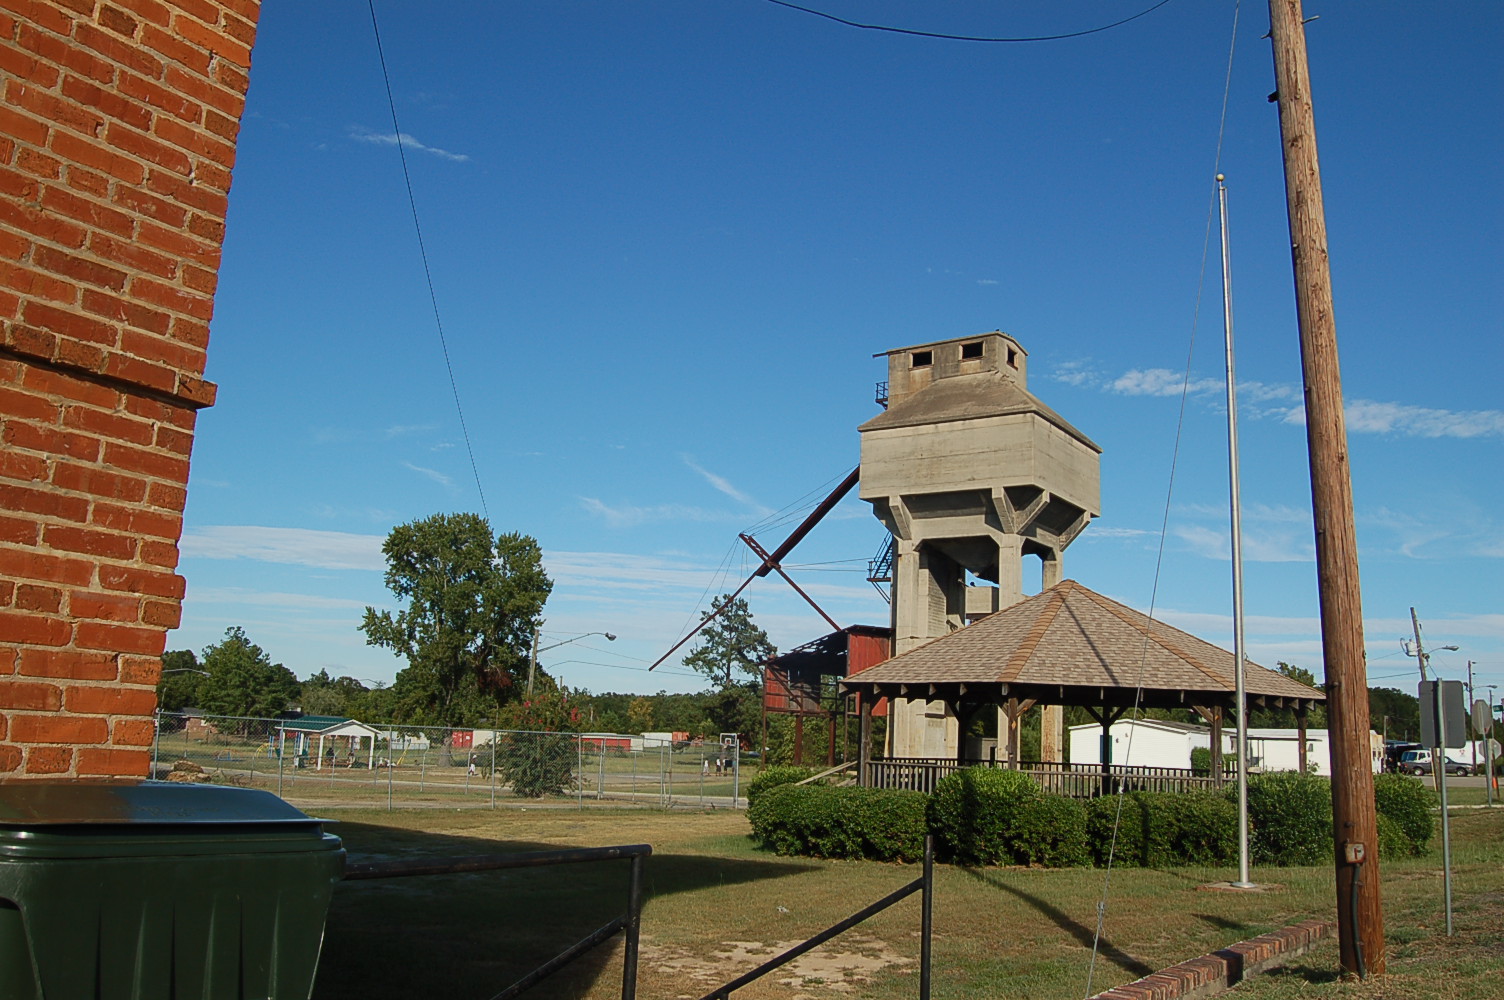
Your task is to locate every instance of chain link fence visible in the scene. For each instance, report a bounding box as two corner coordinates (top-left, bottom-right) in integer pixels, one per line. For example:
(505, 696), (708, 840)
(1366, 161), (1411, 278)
(151, 712), (744, 811)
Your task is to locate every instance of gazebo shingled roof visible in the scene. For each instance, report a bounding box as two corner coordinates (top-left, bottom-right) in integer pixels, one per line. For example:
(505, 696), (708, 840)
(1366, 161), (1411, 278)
(839, 579), (1324, 713)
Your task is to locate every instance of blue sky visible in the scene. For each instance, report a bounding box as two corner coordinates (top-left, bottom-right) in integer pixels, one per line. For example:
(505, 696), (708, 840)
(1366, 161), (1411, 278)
(173, 2), (1502, 706)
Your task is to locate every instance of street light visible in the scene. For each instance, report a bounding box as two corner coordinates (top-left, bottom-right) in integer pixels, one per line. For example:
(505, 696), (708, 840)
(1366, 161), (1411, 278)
(528, 629), (616, 697)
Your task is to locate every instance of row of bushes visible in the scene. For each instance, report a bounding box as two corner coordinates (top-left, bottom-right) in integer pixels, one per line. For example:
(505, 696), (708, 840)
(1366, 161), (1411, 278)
(747, 767), (1436, 868)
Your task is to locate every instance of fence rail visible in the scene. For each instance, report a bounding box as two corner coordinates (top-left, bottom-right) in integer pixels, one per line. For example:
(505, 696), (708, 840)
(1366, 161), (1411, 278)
(867, 757), (1227, 796)
(695, 835), (933, 1000)
(152, 711), (743, 811)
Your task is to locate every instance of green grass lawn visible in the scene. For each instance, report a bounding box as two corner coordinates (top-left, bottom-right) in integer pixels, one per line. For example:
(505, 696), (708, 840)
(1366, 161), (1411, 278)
(311, 804), (1503, 1000)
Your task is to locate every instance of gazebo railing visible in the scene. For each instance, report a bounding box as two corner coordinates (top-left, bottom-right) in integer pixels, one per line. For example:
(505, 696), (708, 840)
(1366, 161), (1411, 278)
(867, 758), (1227, 797)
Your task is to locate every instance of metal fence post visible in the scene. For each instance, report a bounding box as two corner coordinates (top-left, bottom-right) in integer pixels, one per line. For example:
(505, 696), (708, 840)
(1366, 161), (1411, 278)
(732, 744), (740, 808)
(920, 834), (933, 1000)
(491, 727), (498, 809)
(622, 851), (644, 1000)
(577, 734), (584, 810)
(151, 708), (160, 778)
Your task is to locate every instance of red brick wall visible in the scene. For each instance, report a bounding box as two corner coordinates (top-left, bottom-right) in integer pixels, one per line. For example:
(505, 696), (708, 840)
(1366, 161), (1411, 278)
(0, 0), (260, 778)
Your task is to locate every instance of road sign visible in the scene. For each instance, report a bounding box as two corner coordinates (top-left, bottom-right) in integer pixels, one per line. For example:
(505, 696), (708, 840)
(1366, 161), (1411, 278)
(1474, 699), (1493, 735)
(1420, 680), (1466, 749)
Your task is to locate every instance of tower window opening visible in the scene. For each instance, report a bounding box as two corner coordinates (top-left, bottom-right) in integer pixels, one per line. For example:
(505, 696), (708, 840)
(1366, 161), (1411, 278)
(911, 350), (933, 368)
(1006, 348), (1018, 368)
(961, 341), (984, 359)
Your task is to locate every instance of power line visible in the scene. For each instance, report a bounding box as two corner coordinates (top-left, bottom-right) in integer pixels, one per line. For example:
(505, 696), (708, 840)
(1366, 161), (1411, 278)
(761, 0), (1175, 43)
(366, 1), (490, 520)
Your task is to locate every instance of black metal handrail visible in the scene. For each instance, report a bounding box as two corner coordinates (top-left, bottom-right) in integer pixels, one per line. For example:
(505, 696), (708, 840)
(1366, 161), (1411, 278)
(695, 835), (934, 1000)
(343, 843), (650, 1000)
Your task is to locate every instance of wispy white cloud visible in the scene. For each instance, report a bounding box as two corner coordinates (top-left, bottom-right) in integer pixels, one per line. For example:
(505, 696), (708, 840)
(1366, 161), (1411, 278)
(1068, 362), (1500, 439)
(1110, 368), (1222, 397)
(681, 455), (772, 513)
(385, 423), (438, 438)
(1361, 506), (1504, 560)
(187, 587), (372, 611)
(1179, 501), (1311, 524)
(1084, 525), (1155, 540)
(347, 125), (469, 162)
(579, 497), (744, 528)
(403, 462), (454, 487)
(181, 526), (386, 571)
(1172, 524), (1314, 563)
(1045, 360), (1102, 387)
(1282, 398), (1504, 439)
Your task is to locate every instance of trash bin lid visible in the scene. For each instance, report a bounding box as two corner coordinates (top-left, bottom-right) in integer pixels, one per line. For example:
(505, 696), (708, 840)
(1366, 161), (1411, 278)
(0, 781), (340, 860)
(0, 780), (318, 825)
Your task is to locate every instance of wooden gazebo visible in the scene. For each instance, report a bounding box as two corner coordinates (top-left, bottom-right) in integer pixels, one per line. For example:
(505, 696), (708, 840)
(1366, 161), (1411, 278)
(839, 579), (1324, 791)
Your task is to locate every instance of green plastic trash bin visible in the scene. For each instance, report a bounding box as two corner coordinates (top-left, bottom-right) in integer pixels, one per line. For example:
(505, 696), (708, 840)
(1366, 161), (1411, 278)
(0, 780), (344, 1000)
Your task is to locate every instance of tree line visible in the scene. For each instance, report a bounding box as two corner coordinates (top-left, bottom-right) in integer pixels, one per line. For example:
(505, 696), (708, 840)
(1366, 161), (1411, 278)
(156, 511), (1430, 747)
(157, 512), (778, 739)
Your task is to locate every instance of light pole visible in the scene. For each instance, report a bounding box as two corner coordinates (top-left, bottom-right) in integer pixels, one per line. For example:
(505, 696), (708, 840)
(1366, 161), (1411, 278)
(528, 628), (616, 698)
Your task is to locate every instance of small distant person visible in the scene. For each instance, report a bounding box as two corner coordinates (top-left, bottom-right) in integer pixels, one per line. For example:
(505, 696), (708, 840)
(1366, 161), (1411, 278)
(468, 754), (478, 776)
(702, 758), (710, 777)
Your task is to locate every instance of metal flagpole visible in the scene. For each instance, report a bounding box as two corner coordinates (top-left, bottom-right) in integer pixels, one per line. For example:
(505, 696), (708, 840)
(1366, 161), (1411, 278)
(1219, 174), (1254, 889)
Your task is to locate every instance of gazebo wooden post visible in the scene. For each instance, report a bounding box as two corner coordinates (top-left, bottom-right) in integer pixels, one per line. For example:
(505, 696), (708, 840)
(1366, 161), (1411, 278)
(858, 693), (873, 787)
(1084, 705), (1126, 795)
(1001, 698), (1037, 769)
(1296, 704), (1309, 773)
(1192, 703), (1226, 783)
(1211, 708), (1224, 781)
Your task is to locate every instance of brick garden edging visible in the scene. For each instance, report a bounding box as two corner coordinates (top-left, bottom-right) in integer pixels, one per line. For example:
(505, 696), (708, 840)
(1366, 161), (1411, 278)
(1089, 919), (1335, 1000)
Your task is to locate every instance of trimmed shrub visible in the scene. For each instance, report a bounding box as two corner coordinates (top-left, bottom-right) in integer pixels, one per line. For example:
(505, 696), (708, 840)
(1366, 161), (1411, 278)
(1171, 791), (1240, 866)
(1372, 772), (1435, 856)
(746, 765), (814, 807)
(1375, 813), (1411, 861)
(1012, 795), (1091, 867)
(1243, 772), (1332, 866)
(748, 785), (927, 862)
(1086, 792), (1175, 867)
(1086, 791), (1237, 868)
(928, 767), (1041, 865)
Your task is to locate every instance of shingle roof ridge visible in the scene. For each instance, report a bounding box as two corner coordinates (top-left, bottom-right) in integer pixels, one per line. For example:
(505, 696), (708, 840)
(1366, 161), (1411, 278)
(1001, 581), (1072, 682)
(1070, 584), (1232, 691)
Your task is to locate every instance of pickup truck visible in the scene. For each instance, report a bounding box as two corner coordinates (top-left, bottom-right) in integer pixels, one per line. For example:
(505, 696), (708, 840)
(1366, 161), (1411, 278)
(1396, 749), (1469, 777)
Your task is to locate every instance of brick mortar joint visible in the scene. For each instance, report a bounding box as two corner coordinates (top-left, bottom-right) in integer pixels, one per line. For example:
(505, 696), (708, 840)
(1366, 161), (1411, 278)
(0, 343), (215, 410)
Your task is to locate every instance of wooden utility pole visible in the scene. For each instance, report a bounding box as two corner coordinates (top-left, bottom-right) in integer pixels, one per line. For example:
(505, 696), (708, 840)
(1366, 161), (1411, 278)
(1268, 0), (1383, 976)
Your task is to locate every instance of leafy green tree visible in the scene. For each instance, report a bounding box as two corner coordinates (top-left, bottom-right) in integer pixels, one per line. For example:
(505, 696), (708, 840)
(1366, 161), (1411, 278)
(197, 627), (300, 721)
(1369, 686), (1421, 742)
(682, 594), (775, 690)
(298, 670), (374, 717)
(156, 648), (204, 711)
(360, 513), (552, 727)
(626, 696), (655, 734)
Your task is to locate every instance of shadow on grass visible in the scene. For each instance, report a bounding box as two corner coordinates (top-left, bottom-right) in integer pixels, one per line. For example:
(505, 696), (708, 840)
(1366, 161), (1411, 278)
(959, 868), (1156, 978)
(1194, 912), (1257, 936)
(1259, 962), (1341, 985)
(315, 821), (812, 1000)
